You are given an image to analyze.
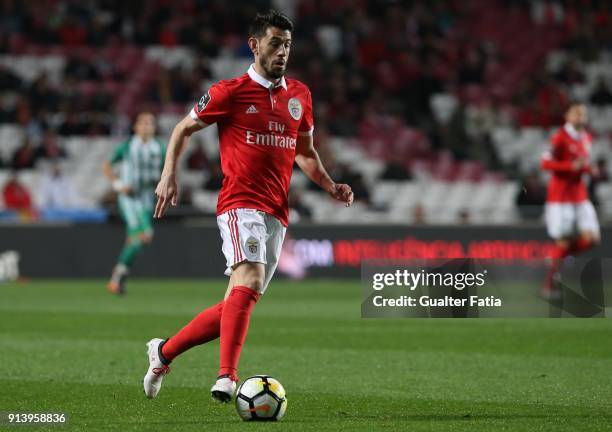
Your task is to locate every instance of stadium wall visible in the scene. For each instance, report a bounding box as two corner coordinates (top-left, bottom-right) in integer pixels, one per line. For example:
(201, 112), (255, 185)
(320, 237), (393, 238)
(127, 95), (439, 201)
(1, 224), (611, 279)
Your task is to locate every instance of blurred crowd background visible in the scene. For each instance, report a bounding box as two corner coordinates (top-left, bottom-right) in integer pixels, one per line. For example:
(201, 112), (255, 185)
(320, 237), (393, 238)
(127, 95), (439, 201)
(1, 0), (611, 225)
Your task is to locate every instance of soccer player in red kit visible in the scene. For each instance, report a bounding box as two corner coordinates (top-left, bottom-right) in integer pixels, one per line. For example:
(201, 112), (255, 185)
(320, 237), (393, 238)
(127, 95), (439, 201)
(541, 103), (600, 298)
(143, 10), (353, 402)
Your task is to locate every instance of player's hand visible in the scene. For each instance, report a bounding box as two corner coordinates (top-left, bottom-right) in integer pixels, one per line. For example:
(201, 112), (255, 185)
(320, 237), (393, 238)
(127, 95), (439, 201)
(573, 157), (588, 171)
(112, 179), (132, 195)
(328, 183), (354, 207)
(154, 173), (178, 218)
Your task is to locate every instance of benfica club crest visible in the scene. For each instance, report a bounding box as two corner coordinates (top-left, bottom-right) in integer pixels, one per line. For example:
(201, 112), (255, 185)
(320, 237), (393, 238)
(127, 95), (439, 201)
(245, 237), (259, 257)
(288, 97), (303, 120)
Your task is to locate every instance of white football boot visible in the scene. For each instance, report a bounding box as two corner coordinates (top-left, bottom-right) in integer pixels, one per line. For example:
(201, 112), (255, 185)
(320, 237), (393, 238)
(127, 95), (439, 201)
(211, 376), (237, 403)
(143, 338), (171, 399)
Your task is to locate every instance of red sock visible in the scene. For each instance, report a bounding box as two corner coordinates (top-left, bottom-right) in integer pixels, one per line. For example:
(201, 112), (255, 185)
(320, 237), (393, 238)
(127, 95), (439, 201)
(161, 301), (224, 362)
(570, 237), (594, 255)
(218, 285), (260, 381)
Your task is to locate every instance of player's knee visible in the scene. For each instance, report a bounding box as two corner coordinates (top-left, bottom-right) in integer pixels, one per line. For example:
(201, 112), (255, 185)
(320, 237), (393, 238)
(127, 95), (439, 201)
(127, 235), (142, 246)
(238, 273), (264, 293)
(140, 232), (153, 244)
(233, 262), (265, 293)
(580, 231), (599, 246)
(556, 239), (570, 249)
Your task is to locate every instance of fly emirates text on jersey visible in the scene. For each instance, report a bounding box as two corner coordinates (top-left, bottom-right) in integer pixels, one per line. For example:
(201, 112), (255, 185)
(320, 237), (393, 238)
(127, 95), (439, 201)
(245, 121), (296, 150)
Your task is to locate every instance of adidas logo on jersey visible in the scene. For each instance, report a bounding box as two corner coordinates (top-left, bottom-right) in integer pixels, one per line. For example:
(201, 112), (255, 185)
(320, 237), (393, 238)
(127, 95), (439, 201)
(246, 105), (258, 114)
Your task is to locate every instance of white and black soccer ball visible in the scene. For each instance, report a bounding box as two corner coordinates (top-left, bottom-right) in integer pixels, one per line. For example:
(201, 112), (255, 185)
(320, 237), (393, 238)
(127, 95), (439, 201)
(235, 375), (287, 421)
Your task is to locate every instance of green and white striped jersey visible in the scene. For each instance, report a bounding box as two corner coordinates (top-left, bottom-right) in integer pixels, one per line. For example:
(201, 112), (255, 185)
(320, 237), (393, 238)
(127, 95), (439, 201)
(110, 136), (166, 196)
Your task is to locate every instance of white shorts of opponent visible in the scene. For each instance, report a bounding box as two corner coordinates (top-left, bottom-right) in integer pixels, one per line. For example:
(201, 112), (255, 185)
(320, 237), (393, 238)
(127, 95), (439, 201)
(545, 201), (600, 240)
(217, 208), (287, 293)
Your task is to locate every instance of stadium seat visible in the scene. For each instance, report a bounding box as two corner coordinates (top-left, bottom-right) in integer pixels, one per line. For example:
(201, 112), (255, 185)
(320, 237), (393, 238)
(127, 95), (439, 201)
(191, 190), (218, 214)
(289, 171), (309, 189)
(181, 172), (206, 191)
(430, 93), (458, 124)
(370, 181), (403, 208)
(0, 125), (25, 162)
(157, 113), (183, 136)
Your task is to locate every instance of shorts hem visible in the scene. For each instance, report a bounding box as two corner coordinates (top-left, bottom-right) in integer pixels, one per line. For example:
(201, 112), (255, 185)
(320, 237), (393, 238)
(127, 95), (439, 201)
(225, 258), (267, 275)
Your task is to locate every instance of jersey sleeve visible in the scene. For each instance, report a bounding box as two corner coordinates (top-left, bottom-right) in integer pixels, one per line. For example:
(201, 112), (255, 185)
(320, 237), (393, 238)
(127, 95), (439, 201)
(160, 143), (167, 163)
(190, 83), (231, 127)
(298, 89), (314, 136)
(109, 140), (129, 164)
(541, 132), (575, 173)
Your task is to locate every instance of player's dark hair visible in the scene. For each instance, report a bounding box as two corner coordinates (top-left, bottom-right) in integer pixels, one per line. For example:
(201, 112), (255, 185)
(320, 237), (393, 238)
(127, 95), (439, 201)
(249, 10), (294, 39)
(131, 111), (155, 125)
(566, 100), (586, 111)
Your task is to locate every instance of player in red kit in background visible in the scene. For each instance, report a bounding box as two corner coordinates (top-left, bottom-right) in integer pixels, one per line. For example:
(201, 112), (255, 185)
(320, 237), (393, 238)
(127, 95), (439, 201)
(143, 10), (353, 402)
(541, 103), (600, 299)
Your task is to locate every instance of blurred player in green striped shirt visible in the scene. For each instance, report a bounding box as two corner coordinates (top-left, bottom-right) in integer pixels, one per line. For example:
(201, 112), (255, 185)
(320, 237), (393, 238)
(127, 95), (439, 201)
(103, 112), (166, 294)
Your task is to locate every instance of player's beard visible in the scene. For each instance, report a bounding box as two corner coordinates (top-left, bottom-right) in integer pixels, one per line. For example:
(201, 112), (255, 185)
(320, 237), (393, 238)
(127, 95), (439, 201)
(260, 56), (286, 80)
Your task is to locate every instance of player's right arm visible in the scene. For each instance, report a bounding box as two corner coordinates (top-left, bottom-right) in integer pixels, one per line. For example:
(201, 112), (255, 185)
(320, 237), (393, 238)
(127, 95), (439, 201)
(154, 115), (204, 218)
(155, 84), (230, 218)
(153, 83), (230, 218)
(541, 155), (586, 173)
(540, 133), (587, 174)
(104, 141), (131, 194)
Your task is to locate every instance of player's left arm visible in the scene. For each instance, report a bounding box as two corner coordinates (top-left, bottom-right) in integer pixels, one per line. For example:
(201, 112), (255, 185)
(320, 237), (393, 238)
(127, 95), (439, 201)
(295, 134), (353, 206)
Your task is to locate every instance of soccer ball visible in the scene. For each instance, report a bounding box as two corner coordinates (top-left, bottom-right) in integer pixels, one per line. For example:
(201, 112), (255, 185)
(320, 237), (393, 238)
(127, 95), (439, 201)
(235, 375), (287, 421)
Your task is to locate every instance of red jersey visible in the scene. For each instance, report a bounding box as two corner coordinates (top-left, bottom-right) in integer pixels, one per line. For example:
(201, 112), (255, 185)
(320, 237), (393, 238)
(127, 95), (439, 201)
(541, 123), (592, 203)
(191, 65), (314, 226)
(2, 180), (33, 210)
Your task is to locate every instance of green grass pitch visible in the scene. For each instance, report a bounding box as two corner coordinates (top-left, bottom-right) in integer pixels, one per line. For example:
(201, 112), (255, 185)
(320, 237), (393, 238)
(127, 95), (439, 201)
(1, 279), (611, 431)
